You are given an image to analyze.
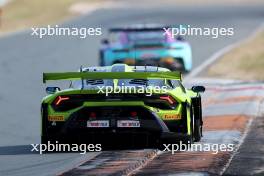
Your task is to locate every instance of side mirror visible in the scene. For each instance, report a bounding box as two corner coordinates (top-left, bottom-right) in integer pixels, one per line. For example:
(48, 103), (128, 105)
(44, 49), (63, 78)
(46, 87), (60, 94)
(101, 39), (109, 45)
(191, 86), (205, 93)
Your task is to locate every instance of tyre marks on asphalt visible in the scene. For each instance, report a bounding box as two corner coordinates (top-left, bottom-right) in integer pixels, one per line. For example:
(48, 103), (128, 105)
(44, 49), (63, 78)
(134, 152), (231, 176)
(60, 150), (158, 176)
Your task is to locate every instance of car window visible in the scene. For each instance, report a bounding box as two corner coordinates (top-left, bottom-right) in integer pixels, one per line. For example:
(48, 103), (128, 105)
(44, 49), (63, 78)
(128, 31), (165, 43)
(117, 79), (166, 87)
(72, 79), (171, 89)
(172, 80), (186, 92)
(167, 80), (174, 88)
(71, 79), (114, 89)
(109, 32), (128, 44)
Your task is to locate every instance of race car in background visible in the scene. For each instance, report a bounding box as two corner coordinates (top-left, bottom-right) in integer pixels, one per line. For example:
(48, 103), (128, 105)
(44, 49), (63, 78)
(41, 64), (204, 148)
(99, 24), (192, 72)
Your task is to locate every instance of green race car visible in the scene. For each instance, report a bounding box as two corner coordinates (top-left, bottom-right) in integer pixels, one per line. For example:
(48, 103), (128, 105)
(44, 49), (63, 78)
(41, 64), (205, 148)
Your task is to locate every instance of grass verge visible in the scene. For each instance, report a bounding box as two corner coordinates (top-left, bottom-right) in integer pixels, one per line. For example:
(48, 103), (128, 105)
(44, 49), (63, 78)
(0, 0), (97, 33)
(206, 30), (264, 81)
(0, 0), (263, 34)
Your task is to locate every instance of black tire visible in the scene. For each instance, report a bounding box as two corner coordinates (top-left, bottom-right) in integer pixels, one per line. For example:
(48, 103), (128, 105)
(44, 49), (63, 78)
(194, 119), (202, 142)
(166, 58), (186, 72)
(186, 104), (194, 144)
(113, 60), (123, 64)
(182, 134), (193, 145)
(41, 135), (48, 145)
(176, 59), (186, 73)
(180, 102), (193, 144)
(99, 50), (105, 66)
(192, 98), (203, 142)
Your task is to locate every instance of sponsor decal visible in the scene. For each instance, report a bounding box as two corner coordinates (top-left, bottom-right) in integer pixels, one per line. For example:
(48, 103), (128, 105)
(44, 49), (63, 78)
(163, 114), (181, 120)
(48, 115), (64, 121)
(87, 120), (109, 128)
(117, 120), (140, 127)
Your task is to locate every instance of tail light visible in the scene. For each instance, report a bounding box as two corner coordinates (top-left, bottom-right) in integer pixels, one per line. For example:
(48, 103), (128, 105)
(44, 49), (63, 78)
(160, 95), (176, 105)
(52, 95), (83, 112)
(54, 96), (70, 105)
(161, 57), (175, 64)
(89, 112), (97, 118)
(144, 95), (178, 110)
(130, 111), (138, 117)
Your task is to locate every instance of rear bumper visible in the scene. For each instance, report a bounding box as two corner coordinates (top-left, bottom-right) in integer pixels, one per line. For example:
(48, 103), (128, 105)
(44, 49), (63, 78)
(42, 106), (189, 148)
(42, 131), (191, 149)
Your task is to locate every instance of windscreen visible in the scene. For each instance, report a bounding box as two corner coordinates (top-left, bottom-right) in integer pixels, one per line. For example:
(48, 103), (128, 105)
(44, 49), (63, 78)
(128, 31), (165, 43)
(109, 31), (166, 45)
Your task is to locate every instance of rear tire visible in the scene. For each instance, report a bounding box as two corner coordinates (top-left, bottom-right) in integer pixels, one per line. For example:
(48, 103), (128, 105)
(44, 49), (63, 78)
(190, 105), (194, 144)
(41, 136), (48, 145)
(188, 104), (195, 144)
(192, 98), (203, 142)
(113, 60), (123, 64)
(99, 50), (105, 66)
(175, 59), (186, 73)
(194, 119), (202, 142)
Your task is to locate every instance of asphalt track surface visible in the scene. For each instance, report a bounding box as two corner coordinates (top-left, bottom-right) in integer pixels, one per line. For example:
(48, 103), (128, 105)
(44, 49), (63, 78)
(0, 1), (264, 175)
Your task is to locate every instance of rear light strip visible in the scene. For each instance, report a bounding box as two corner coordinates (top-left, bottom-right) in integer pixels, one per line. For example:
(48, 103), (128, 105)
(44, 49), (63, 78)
(55, 96), (70, 105)
(160, 95), (176, 105)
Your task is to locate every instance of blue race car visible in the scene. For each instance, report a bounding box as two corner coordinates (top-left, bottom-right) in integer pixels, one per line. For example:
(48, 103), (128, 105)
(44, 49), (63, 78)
(99, 24), (192, 72)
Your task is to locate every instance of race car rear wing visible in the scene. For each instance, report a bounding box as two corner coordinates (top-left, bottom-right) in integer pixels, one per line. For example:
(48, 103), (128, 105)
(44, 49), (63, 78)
(43, 72), (182, 83)
(110, 28), (166, 32)
(109, 25), (170, 32)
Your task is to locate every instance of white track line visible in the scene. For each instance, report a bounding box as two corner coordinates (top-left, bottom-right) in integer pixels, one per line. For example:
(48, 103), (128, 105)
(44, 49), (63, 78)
(219, 117), (254, 175)
(221, 98), (264, 175)
(126, 150), (161, 176)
